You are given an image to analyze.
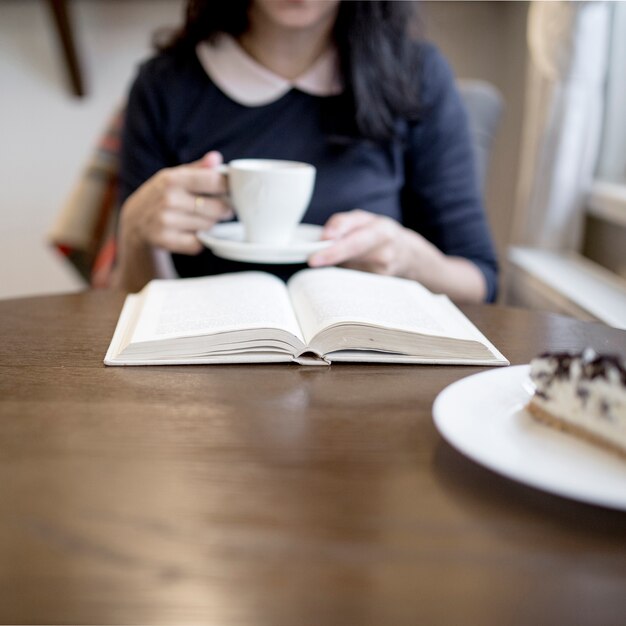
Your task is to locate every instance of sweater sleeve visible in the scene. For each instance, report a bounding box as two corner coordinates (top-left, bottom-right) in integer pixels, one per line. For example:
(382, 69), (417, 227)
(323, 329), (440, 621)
(118, 59), (176, 206)
(401, 43), (499, 302)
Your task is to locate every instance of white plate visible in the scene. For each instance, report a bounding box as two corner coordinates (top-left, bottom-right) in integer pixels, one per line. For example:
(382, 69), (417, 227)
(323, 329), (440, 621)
(433, 365), (626, 510)
(198, 223), (331, 264)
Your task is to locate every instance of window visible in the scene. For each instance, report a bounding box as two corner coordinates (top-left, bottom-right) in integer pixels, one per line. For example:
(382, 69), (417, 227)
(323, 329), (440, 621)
(590, 0), (626, 221)
(595, 2), (626, 186)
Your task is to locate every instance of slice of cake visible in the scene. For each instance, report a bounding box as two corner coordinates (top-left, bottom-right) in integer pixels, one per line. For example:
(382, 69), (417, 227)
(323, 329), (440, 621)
(527, 349), (626, 457)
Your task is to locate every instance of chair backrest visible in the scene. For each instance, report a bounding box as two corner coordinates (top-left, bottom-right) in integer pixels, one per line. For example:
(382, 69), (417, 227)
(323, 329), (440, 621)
(48, 107), (124, 286)
(457, 79), (504, 190)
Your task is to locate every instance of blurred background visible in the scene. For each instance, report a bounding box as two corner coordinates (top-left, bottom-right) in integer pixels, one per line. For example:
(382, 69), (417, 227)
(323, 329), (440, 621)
(1, 0), (624, 327)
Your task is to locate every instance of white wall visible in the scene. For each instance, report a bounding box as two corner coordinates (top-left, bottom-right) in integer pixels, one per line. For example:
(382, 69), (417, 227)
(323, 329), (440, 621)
(0, 0), (184, 299)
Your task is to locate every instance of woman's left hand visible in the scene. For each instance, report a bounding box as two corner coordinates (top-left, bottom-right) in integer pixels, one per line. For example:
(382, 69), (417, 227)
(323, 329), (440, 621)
(308, 209), (412, 277)
(307, 209), (488, 303)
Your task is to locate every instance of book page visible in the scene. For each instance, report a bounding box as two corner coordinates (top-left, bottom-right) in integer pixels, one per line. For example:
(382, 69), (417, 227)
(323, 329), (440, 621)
(287, 268), (480, 345)
(131, 272), (304, 344)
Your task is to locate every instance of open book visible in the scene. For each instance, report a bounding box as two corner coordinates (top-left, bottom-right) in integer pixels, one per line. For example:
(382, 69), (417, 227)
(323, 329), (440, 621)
(105, 268), (508, 366)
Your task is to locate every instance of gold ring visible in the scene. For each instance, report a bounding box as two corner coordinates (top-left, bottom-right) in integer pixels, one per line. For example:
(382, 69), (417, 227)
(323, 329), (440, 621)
(194, 195), (205, 214)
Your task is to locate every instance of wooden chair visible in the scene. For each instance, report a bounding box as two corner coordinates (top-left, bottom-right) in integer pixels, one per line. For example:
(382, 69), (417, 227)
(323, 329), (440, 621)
(48, 108), (123, 287)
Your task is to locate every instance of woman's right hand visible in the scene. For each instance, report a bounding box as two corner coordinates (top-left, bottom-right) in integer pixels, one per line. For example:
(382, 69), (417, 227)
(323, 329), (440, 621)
(118, 150), (232, 256)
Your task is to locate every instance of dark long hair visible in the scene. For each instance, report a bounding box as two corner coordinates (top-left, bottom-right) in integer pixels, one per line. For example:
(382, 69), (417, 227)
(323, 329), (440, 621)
(158, 1), (422, 142)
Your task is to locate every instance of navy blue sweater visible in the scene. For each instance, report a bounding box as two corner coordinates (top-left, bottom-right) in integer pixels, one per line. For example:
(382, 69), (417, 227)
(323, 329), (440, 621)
(119, 42), (499, 301)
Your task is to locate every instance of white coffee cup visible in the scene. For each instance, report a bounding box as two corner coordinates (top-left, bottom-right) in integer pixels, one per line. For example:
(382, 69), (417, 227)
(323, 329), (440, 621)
(219, 159), (316, 245)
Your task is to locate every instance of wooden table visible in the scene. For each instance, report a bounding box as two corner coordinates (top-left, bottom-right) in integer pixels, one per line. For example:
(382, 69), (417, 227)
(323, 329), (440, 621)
(1, 291), (626, 625)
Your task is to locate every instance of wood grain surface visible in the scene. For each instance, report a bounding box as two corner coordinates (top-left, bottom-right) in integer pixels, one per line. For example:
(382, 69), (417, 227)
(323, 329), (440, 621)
(1, 290), (625, 625)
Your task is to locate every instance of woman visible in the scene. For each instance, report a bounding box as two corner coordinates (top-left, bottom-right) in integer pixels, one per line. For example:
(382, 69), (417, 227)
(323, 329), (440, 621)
(114, 0), (498, 302)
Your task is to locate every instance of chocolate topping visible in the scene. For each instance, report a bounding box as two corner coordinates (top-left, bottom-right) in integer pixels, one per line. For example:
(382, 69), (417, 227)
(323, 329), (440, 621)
(533, 350), (626, 387)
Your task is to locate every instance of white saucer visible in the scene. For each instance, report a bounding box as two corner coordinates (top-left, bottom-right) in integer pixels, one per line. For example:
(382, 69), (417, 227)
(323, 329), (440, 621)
(198, 222), (331, 264)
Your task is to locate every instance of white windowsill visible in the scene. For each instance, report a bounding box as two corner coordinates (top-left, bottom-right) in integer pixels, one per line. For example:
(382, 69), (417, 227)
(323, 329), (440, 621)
(587, 180), (626, 227)
(508, 247), (626, 330)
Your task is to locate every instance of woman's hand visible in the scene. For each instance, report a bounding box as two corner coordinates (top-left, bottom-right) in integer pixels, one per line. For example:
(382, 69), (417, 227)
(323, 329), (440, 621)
(308, 209), (413, 276)
(308, 209), (487, 303)
(119, 151), (232, 256)
(113, 151), (232, 292)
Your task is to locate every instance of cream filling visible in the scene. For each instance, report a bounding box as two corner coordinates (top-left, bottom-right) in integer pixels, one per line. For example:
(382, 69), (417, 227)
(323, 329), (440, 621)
(531, 362), (626, 448)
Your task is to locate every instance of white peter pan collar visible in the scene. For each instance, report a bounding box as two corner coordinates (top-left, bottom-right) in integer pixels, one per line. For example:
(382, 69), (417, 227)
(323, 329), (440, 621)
(196, 33), (342, 106)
